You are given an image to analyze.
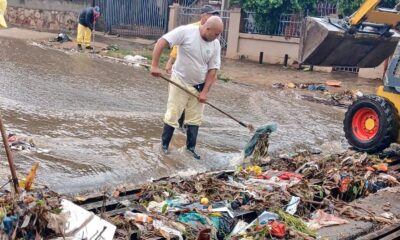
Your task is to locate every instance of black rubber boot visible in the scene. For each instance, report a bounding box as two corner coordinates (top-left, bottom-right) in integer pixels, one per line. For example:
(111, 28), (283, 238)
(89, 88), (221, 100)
(77, 44), (83, 50)
(186, 125), (200, 160)
(161, 124), (175, 154)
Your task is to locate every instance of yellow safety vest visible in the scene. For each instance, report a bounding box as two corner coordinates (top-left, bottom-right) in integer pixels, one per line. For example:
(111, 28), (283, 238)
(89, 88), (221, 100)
(0, 0), (7, 29)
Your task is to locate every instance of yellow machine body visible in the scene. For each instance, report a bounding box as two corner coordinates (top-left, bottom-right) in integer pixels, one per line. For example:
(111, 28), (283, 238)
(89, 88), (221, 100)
(376, 86), (400, 142)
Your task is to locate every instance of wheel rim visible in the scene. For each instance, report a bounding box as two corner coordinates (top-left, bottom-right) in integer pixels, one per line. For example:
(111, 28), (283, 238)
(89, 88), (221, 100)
(352, 107), (380, 141)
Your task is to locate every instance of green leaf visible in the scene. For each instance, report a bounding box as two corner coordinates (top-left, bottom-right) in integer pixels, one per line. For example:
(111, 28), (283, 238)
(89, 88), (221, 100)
(161, 204), (168, 214)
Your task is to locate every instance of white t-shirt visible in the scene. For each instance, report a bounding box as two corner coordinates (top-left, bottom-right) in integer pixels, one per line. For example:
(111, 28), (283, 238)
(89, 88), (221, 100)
(162, 25), (221, 85)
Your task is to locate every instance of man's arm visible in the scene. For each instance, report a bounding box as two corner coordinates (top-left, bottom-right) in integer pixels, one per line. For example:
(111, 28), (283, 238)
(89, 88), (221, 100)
(151, 38), (170, 77)
(198, 69), (217, 103)
(86, 10), (94, 30)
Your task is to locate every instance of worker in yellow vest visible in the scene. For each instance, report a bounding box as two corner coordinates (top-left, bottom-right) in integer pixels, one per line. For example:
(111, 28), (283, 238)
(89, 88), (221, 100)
(0, 0), (7, 29)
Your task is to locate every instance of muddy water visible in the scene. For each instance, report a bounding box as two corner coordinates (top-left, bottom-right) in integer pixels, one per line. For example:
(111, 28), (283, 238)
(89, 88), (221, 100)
(0, 38), (351, 194)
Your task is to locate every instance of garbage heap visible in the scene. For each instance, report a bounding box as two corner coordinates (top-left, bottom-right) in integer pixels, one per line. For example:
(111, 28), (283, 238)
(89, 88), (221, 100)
(105, 150), (399, 239)
(0, 152), (398, 239)
(272, 81), (364, 108)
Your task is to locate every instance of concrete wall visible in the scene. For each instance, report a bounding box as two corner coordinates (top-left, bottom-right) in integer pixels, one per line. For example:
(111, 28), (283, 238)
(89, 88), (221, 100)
(359, 62), (385, 79)
(226, 9), (299, 65)
(8, 0), (92, 12)
(5, 0), (93, 32)
(5, 7), (79, 31)
(236, 33), (299, 64)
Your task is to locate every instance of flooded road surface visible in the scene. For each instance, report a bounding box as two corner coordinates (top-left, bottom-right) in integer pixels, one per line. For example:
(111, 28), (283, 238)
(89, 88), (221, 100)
(0, 37), (372, 194)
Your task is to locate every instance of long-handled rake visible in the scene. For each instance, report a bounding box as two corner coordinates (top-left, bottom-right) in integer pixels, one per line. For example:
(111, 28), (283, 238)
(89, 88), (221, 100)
(141, 64), (255, 132)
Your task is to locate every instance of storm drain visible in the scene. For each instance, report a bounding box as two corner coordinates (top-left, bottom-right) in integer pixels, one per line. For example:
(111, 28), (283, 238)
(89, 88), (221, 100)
(357, 223), (400, 240)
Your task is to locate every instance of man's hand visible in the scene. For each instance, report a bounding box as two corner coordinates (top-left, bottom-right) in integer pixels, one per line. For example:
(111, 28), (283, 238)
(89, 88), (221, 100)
(198, 90), (208, 103)
(151, 65), (161, 77)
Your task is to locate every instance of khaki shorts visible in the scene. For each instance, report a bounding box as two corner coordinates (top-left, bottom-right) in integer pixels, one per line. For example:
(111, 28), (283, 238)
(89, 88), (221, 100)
(164, 74), (204, 128)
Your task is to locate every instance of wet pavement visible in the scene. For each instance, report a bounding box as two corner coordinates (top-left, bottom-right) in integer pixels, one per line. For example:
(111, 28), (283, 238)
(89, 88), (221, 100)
(0, 36), (375, 194)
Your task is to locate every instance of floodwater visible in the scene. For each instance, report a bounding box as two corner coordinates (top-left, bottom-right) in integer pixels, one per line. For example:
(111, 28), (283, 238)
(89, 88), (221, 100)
(0, 37), (359, 194)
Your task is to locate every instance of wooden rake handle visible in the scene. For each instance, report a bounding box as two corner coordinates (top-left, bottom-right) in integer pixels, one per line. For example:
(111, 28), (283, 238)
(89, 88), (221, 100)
(140, 64), (253, 130)
(158, 74), (250, 128)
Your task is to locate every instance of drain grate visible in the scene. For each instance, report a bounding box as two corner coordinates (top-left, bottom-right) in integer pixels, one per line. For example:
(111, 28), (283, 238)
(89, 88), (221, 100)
(333, 66), (360, 74)
(357, 223), (400, 240)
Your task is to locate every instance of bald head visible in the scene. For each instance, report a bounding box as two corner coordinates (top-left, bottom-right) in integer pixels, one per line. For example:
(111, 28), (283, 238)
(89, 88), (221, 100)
(200, 16), (224, 42)
(204, 16), (224, 30)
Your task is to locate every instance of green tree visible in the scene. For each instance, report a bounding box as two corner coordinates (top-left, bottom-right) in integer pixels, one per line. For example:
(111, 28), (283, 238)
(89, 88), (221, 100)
(236, 0), (320, 34)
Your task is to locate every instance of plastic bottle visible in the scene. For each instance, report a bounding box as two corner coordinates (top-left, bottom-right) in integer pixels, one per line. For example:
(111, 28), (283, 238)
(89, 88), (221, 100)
(124, 211), (153, 223)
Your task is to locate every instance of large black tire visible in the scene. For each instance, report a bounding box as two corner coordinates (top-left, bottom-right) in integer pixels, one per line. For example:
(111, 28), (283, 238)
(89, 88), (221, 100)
(344, 95), (399, 153)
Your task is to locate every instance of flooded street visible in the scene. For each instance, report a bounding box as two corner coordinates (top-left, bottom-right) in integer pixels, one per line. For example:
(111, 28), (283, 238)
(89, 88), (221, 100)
(0, 36), (378, 194)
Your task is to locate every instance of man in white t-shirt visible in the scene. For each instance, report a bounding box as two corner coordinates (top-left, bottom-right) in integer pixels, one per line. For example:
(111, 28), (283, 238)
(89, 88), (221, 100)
(151, 16), (223, 160)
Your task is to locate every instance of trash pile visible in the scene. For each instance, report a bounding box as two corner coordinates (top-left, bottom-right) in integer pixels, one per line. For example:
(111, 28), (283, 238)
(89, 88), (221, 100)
(0, 188), (118, 239)
(124, 55), (148, 64)
(7, 133), (49, 153)
(0, 133), (399, 239)
(0, 162), (65, 239)
(101, 150), (399, 239)
(272, 81), (364, 107)
(55, 33), (72, 43)
(0, 161), (118, 239)
(272, 82), (328, 92)
(0, 189), (63, 239)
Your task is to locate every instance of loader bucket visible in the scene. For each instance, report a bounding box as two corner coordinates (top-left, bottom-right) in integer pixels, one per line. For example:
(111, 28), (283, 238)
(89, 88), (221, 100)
(298, 17), (400, 68)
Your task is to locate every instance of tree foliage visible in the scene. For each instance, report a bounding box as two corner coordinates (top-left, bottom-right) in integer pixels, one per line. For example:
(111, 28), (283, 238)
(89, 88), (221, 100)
(233, 0), (319, 34)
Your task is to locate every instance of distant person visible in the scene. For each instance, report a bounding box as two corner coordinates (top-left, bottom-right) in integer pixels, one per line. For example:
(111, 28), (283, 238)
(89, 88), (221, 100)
(77, 6), (100, 50)
(165, 5), (220, 130)
(151, 16), (224, 160)
(0, 0), (7, 29)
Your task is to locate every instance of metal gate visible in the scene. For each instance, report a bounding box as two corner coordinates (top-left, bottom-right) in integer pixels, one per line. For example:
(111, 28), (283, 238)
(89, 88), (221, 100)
(94, 0), (171, 39)
(176, 6), (230, 50)
(176, 0), (198, 6)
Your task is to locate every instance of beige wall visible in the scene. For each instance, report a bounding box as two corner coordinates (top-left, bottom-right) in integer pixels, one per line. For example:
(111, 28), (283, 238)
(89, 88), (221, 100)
(236, 34), (299, 64)
(359, 62), (385, 79)
(226, 8), (300, 65)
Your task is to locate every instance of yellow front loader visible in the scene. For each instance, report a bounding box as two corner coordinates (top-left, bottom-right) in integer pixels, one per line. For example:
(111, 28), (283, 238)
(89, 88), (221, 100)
(299, 0), (400, 152)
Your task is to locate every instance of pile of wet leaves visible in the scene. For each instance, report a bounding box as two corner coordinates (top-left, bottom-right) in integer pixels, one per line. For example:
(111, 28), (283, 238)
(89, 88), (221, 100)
(97, 149), (400, 239)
